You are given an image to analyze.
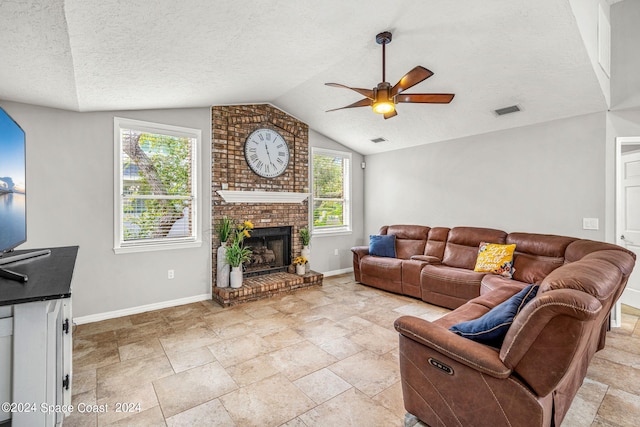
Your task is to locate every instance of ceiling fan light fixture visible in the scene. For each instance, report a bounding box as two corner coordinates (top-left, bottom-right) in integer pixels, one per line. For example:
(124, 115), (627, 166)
(372, 100), (395, 114)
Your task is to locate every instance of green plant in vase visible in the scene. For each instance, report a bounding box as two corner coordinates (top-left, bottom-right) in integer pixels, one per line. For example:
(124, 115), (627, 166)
(300, 226), (311, 273)
(215, 216), (235, 288)
(226, 220), (254, 288)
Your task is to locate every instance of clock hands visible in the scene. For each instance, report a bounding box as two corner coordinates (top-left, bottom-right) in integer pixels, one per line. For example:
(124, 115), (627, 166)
(263, 139), (277, 169)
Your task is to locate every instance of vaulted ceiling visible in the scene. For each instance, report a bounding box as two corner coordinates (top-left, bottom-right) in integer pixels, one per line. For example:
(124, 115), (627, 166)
(0, 0), (631, 155)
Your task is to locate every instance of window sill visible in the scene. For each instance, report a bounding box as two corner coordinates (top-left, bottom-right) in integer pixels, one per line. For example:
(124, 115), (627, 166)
(114, 239), (202, 254)
(312, 229), (352, 238)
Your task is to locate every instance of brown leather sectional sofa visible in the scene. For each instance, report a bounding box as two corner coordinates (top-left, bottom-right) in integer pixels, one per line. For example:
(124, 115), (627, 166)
(351, 224), (636, 427)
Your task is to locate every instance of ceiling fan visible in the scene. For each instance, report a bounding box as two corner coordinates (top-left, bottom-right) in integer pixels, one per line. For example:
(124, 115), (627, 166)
(325, 31), (455, 119)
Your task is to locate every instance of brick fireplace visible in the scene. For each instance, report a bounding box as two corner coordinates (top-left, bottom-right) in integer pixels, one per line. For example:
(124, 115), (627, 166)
(211, 104), (322, 306)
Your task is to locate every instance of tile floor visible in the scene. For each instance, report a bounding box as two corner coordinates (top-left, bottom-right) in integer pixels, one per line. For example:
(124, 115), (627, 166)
(65, 274), (640, 427)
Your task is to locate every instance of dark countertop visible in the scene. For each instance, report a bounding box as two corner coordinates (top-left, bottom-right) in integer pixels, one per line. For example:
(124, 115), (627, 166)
(0, 246), (78, 306)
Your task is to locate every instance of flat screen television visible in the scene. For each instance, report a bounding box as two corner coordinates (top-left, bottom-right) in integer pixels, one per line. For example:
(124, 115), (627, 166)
(0, 106), (26, 254)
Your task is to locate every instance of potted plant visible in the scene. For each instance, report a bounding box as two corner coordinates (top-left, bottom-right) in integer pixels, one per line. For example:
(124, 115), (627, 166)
(293, 256), (308, 276)
(215, 216), (234, 287)
(300, 226), (311, 272)
(225, 220), (254, 288)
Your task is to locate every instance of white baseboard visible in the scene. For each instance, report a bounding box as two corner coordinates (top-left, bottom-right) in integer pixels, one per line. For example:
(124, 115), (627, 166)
(621, 287), (640, 310)
(321, 267), (353, 277)
(73, 293), (212, 325)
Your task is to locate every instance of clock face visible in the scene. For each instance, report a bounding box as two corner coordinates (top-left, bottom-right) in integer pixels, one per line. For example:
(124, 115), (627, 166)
(244, 128), (290, 178)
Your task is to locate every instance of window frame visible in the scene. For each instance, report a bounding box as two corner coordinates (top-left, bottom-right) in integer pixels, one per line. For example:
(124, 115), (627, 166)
(113, 117), (201, 254)
(310, 147), (352, 236)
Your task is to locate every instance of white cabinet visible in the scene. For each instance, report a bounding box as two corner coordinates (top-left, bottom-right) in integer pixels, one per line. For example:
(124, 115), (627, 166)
(11, 297), (72, 426)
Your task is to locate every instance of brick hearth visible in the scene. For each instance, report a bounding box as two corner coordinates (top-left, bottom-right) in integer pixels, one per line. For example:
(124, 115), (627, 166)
(212, 271), (323, 307)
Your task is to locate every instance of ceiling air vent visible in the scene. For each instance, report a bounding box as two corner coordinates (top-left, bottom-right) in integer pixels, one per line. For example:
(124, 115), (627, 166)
(494, 105), (521, 116)
(370, 137), (387, 143)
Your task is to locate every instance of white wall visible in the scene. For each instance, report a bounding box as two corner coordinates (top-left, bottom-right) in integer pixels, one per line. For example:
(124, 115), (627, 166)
(0, 100), (212, 321)
(364, 112), (607, 240)
(308, 130), (365, 275)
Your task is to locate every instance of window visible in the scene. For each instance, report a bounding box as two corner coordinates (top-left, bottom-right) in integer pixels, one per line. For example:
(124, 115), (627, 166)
(114, 117), (200, 253)
(311, 147), (351, 234)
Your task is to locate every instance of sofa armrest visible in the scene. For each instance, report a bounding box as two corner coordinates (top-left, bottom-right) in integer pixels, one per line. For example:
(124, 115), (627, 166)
(351, 246), (370, 258)
(394, 315), (511, 379)
(410, 255), (441, 264)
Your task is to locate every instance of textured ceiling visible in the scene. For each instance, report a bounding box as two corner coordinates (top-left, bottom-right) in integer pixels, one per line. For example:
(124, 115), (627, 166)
(0, 0), (609, 154)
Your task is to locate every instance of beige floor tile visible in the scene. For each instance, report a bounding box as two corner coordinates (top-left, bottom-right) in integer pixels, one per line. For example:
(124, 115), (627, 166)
(96, 354), (174, 400)
(260, 328), (305, 350)
(293, 368), (352, 404)
(118, 337), (165, 361)
(64, 388), (97, 427)
(166, 399), (234, 426)
(226, 353), (282, 387)
(74, 317), (133, 338)
(105, 405), (166, 426)
(220, 374), (315, 427)
(268, 340), (337, 381)
(348, 323), (398, 354)
(372, 380), (406, 420)
(207, 333), (273, 368)
(159, 326), (220, 354)
(595, 387), (640, 427)
(166, 346), (215, 373)
(298, 387), (401, 427)
(72, 368), (97, 396)
(153, 362), (238, 418)
(317, 335), (363, 360)
(116, 319), (174, 346)
(329, 350), (400, 397)
(358, 307), (404, 330)
(203, 309), (254, 331)
(560, 378), (608, 427)
(294, 317), (351, 346)
(97, 382), (159, 426)
(587, 357), (640, 396)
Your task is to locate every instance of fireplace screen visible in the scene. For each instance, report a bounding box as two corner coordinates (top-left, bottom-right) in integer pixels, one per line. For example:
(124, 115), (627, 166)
(243, 226), (292, 276)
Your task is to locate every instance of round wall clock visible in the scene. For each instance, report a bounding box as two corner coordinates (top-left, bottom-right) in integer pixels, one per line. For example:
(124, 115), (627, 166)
(244, 128), (290, 178)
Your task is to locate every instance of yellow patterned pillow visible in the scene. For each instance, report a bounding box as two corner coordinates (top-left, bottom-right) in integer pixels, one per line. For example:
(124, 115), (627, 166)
(474, 242), (516, 278)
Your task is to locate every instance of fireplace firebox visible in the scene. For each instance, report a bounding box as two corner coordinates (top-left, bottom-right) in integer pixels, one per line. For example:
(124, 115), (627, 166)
(243, 226), (292, 277)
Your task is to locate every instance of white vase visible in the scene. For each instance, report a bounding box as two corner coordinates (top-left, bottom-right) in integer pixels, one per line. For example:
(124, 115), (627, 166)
(296, 264), (306, 276)
(230, 266), (243, 288)
(301, 245), (311, 273)
(216, 243), (230, 288)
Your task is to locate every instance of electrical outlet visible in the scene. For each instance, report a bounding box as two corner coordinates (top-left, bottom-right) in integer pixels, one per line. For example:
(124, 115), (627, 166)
(583, 218), (599, 230)
(168, 269), (175, 279)
(334, 249), (339, 256)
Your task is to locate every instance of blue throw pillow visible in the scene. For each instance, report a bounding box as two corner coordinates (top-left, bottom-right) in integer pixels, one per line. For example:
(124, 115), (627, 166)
(449, 284), (539, 348)
(369, 234), (396, 258)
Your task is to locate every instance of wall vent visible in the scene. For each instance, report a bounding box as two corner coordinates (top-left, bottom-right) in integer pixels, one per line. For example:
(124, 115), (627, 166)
(370, 137), (387, 143)
(494, 105), (521, 116)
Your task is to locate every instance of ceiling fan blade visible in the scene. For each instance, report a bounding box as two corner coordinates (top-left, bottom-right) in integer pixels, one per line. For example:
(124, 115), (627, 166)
(396, 93), (455, 104)
(326, 98), (372, 112)
(325, 83), (374, 100)
(391, 66), (434, 97)
(383, 110), (397, 120)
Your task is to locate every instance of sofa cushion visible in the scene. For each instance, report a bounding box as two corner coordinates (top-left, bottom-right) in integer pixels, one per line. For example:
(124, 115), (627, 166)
(421, 264), (486, 303)
(442, 227), (507, 269)
(369, 234), (396, 258)
(473, 242), (516, 278)
(449, 284), (539, 348)
(481, 274), (528, 296)
(384, 225), (430, 259)
(507, 233), (575, 283)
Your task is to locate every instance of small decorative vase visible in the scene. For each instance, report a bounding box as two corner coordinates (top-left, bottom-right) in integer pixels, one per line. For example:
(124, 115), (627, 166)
(296, 264), (306, 276)
(216, 243), (230, 288)
(230, 266), (243, 288)
(301, 245), (311, 273)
